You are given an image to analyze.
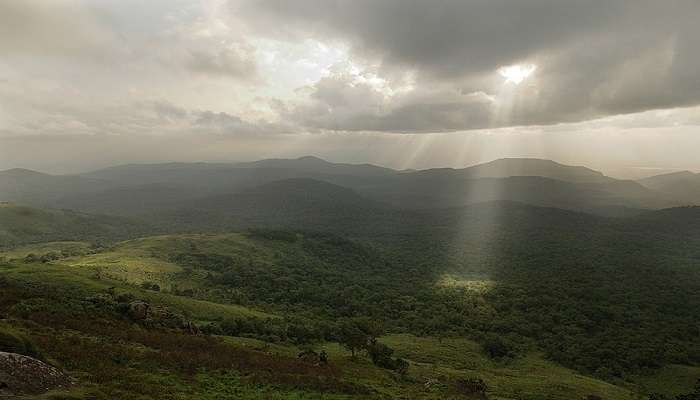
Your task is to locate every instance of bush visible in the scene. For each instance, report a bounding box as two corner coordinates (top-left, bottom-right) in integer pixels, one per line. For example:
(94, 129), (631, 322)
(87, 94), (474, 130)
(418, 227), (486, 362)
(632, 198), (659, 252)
(366, 340), (394, 368)
(482, 335), (514, 359)
(455, 377), (488, 397)
(23, 253), (40, 263)
(140, 281), (160, 291)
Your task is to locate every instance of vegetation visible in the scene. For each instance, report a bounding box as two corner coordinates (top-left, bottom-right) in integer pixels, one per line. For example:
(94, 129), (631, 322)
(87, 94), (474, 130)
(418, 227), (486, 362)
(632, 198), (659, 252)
(2, 218), (699, 398)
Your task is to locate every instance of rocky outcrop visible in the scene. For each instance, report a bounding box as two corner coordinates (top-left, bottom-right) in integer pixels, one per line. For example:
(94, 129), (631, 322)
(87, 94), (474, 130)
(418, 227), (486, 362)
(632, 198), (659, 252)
(127, 301), (150, 320)
(0, 352), (72, 396)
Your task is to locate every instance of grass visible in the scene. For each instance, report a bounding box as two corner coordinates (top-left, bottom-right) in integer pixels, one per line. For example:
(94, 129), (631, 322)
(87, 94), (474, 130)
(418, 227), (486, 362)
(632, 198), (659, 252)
(0, 255), (274, 323)
(62, 234), (280, 287)
(377, 334), (636, 400)
(223, 334), (642, 399)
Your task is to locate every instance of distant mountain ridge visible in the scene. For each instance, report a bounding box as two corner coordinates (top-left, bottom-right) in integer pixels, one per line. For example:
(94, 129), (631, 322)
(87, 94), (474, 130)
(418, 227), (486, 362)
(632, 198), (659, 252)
(638, 170), (700, 206)
(0, 156), (690, 217)
(442, 158), (613, 183)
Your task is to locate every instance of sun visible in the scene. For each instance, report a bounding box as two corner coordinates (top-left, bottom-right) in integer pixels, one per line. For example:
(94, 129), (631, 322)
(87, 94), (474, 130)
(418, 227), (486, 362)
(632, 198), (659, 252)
(498, 64), (537, 85)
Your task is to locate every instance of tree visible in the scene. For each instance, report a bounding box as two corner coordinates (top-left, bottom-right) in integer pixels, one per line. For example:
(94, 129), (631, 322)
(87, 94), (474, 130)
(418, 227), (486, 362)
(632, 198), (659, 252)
(336, 317), (384, 358)
(336, 319), (368, 358)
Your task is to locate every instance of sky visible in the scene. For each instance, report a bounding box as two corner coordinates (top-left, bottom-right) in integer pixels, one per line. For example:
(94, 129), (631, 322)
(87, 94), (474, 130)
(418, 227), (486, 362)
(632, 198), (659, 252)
(1, 0), (699, 178)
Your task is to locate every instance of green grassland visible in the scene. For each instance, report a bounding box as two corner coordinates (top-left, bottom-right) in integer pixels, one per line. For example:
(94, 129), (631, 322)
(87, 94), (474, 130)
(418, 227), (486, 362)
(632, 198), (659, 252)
(2, 234), (699, 399)
(0, 203), (146, 249)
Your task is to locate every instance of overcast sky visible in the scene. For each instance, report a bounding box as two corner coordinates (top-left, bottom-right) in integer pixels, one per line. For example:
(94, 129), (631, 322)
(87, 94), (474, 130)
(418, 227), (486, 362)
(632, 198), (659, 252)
(1, 0), (699, 177)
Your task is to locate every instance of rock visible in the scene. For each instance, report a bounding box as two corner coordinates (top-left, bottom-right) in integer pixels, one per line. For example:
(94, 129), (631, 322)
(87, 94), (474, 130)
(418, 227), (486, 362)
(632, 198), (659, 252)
(0, 352), (72, 396)
(127, 301), (150, 320)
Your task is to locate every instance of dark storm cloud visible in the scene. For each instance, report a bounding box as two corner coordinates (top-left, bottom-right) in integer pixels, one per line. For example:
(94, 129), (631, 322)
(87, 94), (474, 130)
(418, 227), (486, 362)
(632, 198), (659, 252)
(238, 0), (700, 132)
(237, 0), (622, 79)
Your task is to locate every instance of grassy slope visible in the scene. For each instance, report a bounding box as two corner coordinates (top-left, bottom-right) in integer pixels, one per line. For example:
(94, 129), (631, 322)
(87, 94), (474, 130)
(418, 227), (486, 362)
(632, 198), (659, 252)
(3, 235), (695, 399)
(0, 203), (146, 248)
(0, 244), (273, 322)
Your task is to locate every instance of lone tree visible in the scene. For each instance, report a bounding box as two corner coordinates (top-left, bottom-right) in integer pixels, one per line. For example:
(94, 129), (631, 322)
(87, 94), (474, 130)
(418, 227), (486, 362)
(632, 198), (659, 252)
(336, 317), (383, 358)
(337, 319), (369, 358)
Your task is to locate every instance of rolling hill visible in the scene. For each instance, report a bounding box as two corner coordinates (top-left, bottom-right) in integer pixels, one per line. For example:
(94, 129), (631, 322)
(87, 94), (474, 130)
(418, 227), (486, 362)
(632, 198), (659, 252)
(0, 203), (148, 248)
(434, 157), (615, 183)
(354, 173), (672, 214)
(638, 171), (700, 206)
(0, 168), (109, 207)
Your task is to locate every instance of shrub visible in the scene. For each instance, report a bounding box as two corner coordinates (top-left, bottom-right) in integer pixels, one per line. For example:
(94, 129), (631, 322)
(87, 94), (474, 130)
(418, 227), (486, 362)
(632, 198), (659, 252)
(140, 281), (160, 291)
(455, 377), (488, 397)
(482, 335), (514, 359)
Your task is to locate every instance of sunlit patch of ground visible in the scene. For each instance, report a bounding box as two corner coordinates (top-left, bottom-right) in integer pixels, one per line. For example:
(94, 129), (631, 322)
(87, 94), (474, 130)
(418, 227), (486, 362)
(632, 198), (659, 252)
(67, 250), (182, 288)
(436, 274), (494, 293)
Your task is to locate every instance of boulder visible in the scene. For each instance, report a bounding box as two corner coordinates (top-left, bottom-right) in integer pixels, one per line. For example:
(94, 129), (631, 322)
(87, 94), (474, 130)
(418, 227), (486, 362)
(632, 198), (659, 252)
(0, 352), (72, 396)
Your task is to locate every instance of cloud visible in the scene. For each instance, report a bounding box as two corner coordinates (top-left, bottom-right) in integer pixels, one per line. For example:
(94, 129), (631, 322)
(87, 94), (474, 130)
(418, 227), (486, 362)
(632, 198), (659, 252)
(3, 0), (700, 175)
(0, 0), (121, 60)
(237, 0), (700, 131)
(283, 70), (495, 132)
(186, 47), (257, 80)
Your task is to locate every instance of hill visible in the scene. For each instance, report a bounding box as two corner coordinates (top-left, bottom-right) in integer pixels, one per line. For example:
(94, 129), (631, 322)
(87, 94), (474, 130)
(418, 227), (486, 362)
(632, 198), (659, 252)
(0, 203), (147, 248)
(234, 155), (397, 177)
(354, 174), (671, 214)
(0, 168), (109, 207)
(638, 171), (698, 189)
(638, 171), (700, 206)
(158, 178), (397, 233)
(454, 158), (614, 183)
